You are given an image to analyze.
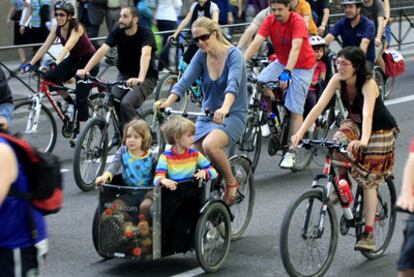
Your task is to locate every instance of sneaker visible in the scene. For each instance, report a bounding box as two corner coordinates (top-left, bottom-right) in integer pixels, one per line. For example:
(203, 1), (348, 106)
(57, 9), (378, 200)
(261, 124), (271, 138)
(355, 232), (375, 252)
(279, 151), (296, 169)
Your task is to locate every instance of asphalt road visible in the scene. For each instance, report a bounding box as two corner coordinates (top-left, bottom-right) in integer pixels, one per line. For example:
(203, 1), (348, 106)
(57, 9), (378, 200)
(3, 59), (414, 277)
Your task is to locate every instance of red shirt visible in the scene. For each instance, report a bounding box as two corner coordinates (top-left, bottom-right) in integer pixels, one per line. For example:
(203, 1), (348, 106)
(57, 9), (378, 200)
(258, 12), (316, 69)
(309, 60), (327, 91)
(410, 139), (414, 152)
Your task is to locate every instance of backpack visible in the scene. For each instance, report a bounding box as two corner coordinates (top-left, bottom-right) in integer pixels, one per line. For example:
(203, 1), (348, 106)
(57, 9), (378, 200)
(383, 49), (406, 77)
(1, 132), (63, 215)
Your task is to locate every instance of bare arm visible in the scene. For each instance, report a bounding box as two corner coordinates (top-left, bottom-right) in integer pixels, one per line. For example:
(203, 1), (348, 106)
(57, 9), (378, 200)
(318, 8), (330, 36)
(285, 38), (302, 71)
(137, 45), (152, 81)
(383, 0), (390, 25)
(359, 79), (378, 146)
(172, 12), (192, 38)
(324, 33), (335, 45)
(82, 44), (111, 74)
(211, 9), (219, 23)
(303, 15), (310, 30)
(292, 73), (340, 145)
(56, 26), (84, 64)
(237, 24), (259, 50)
(375, 16), (385, 44)
(30, 27), (58, 65)
(359, 38), (370, 54)
(0, 144), (18, 205)
(244, 34), (266, 61)
(7, 5), (16, 26)
(396, 152), (414, 212)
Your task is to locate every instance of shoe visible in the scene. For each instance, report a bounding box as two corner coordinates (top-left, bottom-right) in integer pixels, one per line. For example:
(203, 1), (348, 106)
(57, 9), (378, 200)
(355, 232), (375, 252)
(279, 151), (296, 169)
(261, 124), (271, 138)
(223, 178), (240, 206)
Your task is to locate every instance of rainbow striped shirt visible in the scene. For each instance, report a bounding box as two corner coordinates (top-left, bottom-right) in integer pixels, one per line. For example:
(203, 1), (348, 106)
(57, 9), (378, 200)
(154, 148), (218, 186)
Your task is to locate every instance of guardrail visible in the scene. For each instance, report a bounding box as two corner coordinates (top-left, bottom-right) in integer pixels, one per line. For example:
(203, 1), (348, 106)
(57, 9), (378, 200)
(1, 5), (412, 97)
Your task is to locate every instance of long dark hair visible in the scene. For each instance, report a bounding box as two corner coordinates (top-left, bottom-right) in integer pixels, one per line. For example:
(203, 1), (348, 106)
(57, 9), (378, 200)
(337, 46), (372, 94)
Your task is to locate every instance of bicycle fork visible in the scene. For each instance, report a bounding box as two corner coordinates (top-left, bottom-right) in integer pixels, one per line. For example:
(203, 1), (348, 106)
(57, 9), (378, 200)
(25, 96), (42, 133)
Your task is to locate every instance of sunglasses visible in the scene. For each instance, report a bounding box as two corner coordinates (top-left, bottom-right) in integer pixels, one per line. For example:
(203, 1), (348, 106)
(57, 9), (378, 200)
(335, 59), (353, 67)
(193, 33), (211, 43)
(54, 12), (66, 17)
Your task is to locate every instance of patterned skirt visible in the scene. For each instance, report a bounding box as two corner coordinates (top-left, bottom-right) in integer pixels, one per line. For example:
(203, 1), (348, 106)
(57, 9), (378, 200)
(333, 120), (398, 189)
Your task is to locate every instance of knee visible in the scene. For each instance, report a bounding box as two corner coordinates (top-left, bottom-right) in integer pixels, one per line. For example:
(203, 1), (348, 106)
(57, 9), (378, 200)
(202, 140), (215, 157)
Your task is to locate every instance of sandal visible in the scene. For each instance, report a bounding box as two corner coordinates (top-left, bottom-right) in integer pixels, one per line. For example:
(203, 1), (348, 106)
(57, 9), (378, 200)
(223, 179), (240, 206)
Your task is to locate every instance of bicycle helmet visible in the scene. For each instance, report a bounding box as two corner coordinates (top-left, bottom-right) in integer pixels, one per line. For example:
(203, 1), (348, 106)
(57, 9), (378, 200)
(309, 36), (326, 47)
(54, 1), (75, 15)
(340, 0), (363, 5)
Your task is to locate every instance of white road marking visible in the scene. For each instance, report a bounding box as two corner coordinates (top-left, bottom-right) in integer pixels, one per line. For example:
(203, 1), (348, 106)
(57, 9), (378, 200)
(170, 267), (205, 277)
(384, 94), (414, 106)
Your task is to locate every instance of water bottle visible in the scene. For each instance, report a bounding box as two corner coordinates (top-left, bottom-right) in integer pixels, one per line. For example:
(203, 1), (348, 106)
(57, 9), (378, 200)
(66, 104), (75, 121)
(337, 179), (353, 220)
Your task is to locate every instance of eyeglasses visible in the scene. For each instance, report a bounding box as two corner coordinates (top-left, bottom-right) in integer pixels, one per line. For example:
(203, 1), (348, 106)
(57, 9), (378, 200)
(54, 13), (66, 17)
(335, 59), (353, 67)
(193, 33), (211, 43)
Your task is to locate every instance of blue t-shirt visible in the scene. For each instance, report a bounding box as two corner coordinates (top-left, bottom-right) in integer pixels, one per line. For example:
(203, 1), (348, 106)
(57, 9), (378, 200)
(330, 15), (376, 64)
(0, 138), (47, 248)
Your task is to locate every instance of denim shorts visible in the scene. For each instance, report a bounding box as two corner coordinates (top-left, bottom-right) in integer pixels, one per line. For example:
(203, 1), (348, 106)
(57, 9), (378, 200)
(257, 61), (314, 115)
(384, 25), (392, 44)
(397, 215), (414, 271)
(0, 103), (14, 126)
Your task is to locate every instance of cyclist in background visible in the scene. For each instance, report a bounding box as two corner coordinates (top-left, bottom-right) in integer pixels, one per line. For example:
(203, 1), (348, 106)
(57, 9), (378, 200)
(0, 67), (13, 130)
(77, 6), (158, 130)
(244, 0), (315, 169)
(20, 1), (98, 144)
(168, 0), (219, 64)
(289, 0), (318, 35)
(291, 46), (398, 252)
(324, 0), (376, 69)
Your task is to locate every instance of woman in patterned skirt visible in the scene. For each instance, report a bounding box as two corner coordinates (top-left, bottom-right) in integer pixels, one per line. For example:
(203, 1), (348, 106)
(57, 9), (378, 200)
(291, 46), (398, 252)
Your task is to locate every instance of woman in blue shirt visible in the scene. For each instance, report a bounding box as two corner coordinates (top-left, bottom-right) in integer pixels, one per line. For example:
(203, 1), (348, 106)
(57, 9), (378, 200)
(160, 16), (248, 204)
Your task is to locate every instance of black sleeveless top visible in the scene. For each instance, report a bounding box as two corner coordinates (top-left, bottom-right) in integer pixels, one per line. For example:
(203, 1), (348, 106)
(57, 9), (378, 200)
(56, 25), (95, 59)
(340, 81), (397, 131)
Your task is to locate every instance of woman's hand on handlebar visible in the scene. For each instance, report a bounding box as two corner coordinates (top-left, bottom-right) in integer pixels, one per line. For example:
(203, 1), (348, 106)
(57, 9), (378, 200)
(347, 140), (367, 155)
(168, 34), (177, 43)
(213, 107), (229, 125)
(76, 69), (90, 79)
(396, 193), (414, 213)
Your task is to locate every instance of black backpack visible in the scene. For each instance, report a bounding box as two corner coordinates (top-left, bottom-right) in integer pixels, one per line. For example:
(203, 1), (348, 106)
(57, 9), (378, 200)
(1, 131), (63, 215)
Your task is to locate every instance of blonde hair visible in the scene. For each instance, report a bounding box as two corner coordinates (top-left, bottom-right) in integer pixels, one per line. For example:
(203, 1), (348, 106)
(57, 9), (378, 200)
(191, 17), (232, 47)
(122, 119), (152, 151)
(161, 116), (195, 145)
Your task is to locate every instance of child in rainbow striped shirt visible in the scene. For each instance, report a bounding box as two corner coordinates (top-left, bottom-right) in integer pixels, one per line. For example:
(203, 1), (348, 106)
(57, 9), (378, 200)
(154, 116), (218, 190)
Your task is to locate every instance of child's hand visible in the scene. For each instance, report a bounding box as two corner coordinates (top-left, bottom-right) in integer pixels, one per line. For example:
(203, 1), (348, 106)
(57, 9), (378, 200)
(194, 170), (206, 180)
(161, 178), (177, 191)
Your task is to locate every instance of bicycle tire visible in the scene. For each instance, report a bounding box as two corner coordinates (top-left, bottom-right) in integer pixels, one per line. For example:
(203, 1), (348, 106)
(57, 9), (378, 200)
(140, 106), (166, 159)
(195, 201), (231, 272)
(374, 67), (386, 101)
(280, 189), (338, 277)
(73, 117), (108, 191)
(384, 76), (395, 99)
(13, 100), (57, 153)
(228, 114), (262, 172)
(154, 73), (185, 111)
(229, 156), (255, 240)
(360, 177), (397, 259)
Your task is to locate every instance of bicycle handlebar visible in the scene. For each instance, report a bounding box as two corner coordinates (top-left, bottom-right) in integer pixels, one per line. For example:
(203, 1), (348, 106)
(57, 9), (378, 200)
(299, 139), (348, 153)
(77, 75), (130, 91)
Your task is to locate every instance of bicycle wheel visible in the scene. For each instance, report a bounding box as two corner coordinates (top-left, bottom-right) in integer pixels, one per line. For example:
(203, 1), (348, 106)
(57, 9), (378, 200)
(384, 76), (395, 99)
(229, 156), (255, 240)
(13, 100), (57, 153)
(229, 114), (262, 172)
(140, 106), (166, 159)
(195, 201), (231, 272)
(280, 189), (338, 277)
(73, 117), (108, 191)
(374, 67), (386, 100)
(360, 177), (397, 259)
(154, 73), (184, 111)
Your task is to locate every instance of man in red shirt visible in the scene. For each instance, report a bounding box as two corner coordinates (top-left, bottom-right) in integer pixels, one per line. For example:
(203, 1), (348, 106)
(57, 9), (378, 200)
(244, 0), (316, 168)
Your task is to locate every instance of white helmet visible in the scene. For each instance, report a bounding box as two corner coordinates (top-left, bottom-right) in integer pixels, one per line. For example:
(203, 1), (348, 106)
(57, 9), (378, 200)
(309, 36), (326, 47)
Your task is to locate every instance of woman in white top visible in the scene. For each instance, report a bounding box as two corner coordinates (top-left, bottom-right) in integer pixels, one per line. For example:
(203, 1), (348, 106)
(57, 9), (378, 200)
(155, 0), (182, 70)
(168, 0), (219, 63)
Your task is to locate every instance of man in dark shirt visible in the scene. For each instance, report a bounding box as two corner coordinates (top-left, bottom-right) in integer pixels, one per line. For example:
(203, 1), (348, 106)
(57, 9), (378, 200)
(324, 0), (375, 67)
(78, 6), (158, 128)
(0, 67), (13, 130)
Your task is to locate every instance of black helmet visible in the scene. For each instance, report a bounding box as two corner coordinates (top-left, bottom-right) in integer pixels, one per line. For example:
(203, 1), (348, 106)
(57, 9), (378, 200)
(54, 1), (75, 15)
(340, 0), (363, 4)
